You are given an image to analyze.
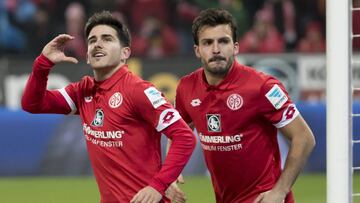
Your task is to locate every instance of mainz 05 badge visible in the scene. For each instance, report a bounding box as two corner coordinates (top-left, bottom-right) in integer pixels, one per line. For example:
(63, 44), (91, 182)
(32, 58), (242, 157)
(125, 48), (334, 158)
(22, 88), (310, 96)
(207, 114), (221, 132)
(92, 109), (104, 127)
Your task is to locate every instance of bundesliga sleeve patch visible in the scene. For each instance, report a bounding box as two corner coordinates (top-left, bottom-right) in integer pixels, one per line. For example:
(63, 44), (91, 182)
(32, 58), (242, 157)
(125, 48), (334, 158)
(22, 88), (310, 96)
(156, 109), (181, 132)
(144, 87), (167, 109)
(265, 84), (288, 110)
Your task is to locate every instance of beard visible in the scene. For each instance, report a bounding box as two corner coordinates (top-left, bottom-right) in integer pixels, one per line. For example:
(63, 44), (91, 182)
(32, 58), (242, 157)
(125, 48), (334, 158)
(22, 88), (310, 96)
(202, 55), (234, 76)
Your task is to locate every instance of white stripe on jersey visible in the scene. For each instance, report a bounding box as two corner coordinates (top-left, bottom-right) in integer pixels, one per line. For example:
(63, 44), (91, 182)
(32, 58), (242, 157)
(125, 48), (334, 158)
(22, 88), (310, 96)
(156, 109), (181, 132)
(58, 87), (77, 115)
(274, 104), (300, 128)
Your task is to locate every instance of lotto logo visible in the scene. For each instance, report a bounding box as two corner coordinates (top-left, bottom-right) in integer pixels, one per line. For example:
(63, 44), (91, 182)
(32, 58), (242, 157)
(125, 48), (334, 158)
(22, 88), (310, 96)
(285, 106), (296, 119)
(163, 112), (175, 124)
(156, 109), (181, 131)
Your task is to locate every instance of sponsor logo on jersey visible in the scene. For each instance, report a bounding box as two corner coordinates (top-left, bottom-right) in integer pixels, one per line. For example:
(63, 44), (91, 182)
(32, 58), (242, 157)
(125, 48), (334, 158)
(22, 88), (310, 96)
(108, 92), (123, 108)
(144, 87), (166, 109)
(227, 94), (243, 110)
(274, 104), (299, 128)
(84, 96), (93, 103)
(191, 99), (201, 107)
(156, 109), (181, 131)
(91, 109), (104, 127)
(207, 114), (221, 132)
(265, 84), (288, 109)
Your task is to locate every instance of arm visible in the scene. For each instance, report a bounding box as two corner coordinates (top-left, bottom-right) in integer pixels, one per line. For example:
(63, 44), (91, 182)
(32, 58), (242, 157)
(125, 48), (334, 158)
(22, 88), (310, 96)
(254, 115), (315, 203)
(165, 122), (195, 203)
(21, 34), (78, 114)
(131, 119), (196, 203)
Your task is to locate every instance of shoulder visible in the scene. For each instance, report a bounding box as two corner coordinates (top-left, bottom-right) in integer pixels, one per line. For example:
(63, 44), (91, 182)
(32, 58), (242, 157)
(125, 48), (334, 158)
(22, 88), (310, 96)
(178, 68), (203, 87)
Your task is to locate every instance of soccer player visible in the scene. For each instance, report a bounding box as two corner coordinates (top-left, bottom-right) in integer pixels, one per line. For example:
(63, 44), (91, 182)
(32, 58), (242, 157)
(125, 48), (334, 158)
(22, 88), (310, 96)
(170, 8), (316, 203)
(21, 11), (196, 203)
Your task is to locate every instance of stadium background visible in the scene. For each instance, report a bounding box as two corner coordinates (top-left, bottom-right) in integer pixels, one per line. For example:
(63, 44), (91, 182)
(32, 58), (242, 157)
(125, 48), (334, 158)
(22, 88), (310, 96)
(0, 0), (359, 202)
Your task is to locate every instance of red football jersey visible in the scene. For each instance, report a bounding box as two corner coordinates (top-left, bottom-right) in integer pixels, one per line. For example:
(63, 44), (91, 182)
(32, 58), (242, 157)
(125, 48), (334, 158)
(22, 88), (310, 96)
(22, 55), (196, 203)
(175, 60), (298, 203)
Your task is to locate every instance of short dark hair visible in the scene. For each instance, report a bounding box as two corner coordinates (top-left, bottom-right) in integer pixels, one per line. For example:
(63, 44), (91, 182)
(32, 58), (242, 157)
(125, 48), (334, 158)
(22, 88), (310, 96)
(85, 11), (131, 47)
(192, 8), (237, 45)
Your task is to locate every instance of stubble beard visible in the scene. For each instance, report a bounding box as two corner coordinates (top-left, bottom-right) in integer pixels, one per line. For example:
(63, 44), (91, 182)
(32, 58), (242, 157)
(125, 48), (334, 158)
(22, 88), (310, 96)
(203, 55), (234, 77)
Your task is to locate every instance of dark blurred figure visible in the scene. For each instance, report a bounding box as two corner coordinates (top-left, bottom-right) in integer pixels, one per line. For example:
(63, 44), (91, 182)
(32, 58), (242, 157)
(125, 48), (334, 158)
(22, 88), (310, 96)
(132, 16), (180, 58)
(118, 0), (180, 58)
(64, 2), (87, 59)
(25, 3), (53, 56)
(297, 21), (325, 53)
(0, 0), (35, 54)
(353, 0), (360, 51)
(238, 5), (284, 53)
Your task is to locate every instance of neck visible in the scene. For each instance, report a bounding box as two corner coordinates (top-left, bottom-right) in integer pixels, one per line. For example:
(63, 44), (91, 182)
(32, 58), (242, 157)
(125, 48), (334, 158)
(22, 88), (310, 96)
(204, 71), (226, 86)
(204, 60), (234, 86)
(93, 63), (124, 81)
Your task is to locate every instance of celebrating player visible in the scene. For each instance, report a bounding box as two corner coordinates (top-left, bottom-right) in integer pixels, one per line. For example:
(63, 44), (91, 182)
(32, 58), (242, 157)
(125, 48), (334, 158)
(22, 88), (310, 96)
(22, 11), (196, 203)
(169, 8), (315, 203)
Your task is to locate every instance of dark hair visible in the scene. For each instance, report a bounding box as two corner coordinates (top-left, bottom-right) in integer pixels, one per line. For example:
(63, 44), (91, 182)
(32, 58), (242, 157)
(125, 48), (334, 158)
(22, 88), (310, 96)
(85, 11), (131, 47)
(192, 8), (237, 45)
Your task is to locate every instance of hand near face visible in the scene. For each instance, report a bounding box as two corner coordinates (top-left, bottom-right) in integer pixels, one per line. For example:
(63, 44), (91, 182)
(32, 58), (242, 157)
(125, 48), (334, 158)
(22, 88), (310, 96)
(42, 34), (79, 64)
(130, 186), (162, 203)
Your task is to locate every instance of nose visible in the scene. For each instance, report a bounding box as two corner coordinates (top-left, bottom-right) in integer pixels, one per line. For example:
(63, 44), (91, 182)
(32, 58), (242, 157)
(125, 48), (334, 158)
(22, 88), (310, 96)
(94, 39), (103, 48)
(212, 42), (220, 54)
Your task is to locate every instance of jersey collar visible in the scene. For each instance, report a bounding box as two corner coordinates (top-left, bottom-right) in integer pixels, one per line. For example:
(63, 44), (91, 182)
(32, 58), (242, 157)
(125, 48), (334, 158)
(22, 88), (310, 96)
(201, 59), (242, 91)
(93, 65), (129, 90)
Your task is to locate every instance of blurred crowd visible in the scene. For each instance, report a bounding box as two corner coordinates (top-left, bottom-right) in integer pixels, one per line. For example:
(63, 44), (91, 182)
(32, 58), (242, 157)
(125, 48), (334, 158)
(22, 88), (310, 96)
(0, 0), (359, 59)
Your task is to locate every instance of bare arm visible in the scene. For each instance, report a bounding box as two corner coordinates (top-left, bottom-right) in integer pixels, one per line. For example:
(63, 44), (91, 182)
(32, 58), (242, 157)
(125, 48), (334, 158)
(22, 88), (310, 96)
(254, 115), (315, 203)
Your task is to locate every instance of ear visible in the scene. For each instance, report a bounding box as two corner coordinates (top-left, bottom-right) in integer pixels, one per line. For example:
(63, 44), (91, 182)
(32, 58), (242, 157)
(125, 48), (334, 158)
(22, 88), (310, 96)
(234, 42), (239, 55)
(121, 47), (131, 60)
(194, 45), (201, 58)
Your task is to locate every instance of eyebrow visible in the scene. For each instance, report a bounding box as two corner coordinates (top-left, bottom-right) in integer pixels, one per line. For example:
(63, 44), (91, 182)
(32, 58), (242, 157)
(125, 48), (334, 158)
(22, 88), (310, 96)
(87, 34), (115, 42)
(200, 36), (230, 42)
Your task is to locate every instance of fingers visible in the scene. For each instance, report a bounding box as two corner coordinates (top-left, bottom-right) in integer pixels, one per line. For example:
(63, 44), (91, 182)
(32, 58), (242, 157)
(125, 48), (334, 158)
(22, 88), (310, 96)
(253, 193), (264, 203)
(63, 56), (79, 64)
(177, 174), (185, 184)
(52, 34), (75, 44)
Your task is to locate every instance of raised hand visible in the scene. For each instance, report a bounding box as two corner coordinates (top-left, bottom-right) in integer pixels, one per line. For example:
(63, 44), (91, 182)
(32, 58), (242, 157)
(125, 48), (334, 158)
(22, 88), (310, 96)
(42, 34), (78, 64)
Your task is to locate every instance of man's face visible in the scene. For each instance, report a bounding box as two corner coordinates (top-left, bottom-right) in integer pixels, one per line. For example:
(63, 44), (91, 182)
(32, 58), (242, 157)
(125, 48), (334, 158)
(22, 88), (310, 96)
(86, 25), (126, 70)
(194, 24), (239, 76)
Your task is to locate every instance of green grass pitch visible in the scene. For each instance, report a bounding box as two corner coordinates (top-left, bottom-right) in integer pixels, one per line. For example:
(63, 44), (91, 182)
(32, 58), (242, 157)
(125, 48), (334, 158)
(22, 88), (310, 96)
(0, 174), (359, 203)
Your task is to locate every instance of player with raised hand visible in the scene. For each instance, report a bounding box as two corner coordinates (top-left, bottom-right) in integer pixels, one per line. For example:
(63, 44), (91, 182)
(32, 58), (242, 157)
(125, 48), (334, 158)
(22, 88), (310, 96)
(22, 11), (196, 203)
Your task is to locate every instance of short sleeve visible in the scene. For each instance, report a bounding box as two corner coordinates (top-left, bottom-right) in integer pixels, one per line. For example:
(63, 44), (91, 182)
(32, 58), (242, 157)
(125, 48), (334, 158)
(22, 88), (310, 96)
(57, 82), (80, 115)
(259, 78), (299, 128)
(132, 82), (181, 132)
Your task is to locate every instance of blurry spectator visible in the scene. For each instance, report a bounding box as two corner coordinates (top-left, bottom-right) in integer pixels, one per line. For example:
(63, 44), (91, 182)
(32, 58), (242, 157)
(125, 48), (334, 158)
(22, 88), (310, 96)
(64, 2), (87, 59)
(217, 0), (249, 37)
(293, 0), (325, 48)
(118, 0), (170, 31)
(271, 0), (297, 50)
(25, 4), (53, 56)
(297, 21), (325, 53)
(238, 6), (284, 53)
(132, 16), (179, 58)
(353, 0), (360, 51)
(0, 0), (34, 53)
(173, 0), (201, 54)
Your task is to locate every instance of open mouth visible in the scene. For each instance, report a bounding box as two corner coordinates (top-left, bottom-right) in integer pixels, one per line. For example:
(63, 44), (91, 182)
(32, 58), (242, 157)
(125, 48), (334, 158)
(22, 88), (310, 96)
(92, 51), (106, 59)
